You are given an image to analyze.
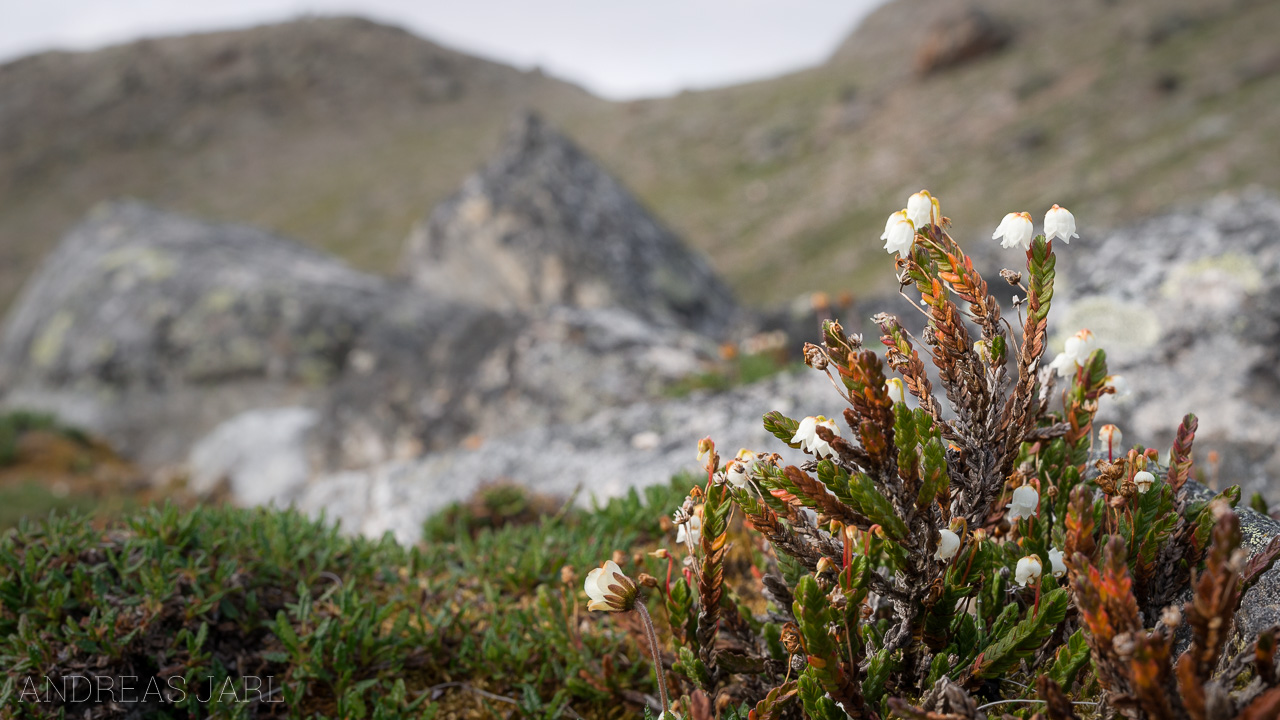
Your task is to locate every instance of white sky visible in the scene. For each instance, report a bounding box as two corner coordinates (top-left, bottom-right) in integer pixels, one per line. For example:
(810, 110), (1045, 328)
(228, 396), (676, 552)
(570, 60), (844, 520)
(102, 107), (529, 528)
(0, 0), (886, 100)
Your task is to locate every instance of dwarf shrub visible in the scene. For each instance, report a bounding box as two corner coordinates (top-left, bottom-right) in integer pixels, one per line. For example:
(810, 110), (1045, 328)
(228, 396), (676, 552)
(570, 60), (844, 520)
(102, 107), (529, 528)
(642, 196), (1280, 719)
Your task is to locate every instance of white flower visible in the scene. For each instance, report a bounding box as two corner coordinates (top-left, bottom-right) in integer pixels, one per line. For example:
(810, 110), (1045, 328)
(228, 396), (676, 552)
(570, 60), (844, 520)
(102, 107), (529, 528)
(906, 190), (939, 229)
(973, 340), (992, 364)
(1043, 205), (1079, 244)
(1098, 424), (1123, 459)
(724, 456), (754, 489)
(881, 210), (917, 258)
(584, 560), (638, 612)
(791, 416), (840, 459)
(885, 378), (906, 404)
(1015, 555), (1043, 587)
(1134, 470), (1156, 494)
(992, 212), (1035, 250)
(934, 529), (961, 562)
(1105, 375), (1131, 398)
(1048, 547), (1066, 578)
(1050, 329), (1098, 377)
(1005, 484), (1040, 522)
(676, 514), (702, 545)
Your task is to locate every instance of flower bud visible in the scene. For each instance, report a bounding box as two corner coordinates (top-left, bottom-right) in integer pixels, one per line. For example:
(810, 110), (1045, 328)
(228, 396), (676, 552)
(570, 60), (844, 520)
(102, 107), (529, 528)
(816, 557), (838, 575)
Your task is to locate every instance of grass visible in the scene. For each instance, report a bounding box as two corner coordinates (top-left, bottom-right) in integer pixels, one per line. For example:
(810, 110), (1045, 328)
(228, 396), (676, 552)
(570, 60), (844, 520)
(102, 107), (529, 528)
(0, 477), (697, 718)
(0, 410), (146, 532)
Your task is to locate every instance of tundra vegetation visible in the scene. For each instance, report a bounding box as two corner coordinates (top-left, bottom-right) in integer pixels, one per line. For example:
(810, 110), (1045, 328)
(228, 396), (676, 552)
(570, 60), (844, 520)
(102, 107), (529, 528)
(3, 195), (1280, 720)
(591, 193), (1280, 720)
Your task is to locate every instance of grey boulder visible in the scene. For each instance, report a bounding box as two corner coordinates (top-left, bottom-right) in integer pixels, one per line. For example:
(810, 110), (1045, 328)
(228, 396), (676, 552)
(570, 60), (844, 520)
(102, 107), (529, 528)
(403, 112), (738, 337)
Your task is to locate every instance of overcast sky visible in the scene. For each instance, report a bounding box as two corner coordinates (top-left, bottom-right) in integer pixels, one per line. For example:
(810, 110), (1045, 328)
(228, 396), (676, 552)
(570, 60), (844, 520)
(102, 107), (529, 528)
(0, 0), (886, 99)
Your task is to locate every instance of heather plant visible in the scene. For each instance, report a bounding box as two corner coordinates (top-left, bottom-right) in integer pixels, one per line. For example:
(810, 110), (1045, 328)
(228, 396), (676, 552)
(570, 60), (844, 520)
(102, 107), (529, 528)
(592, 193), (1280, 719)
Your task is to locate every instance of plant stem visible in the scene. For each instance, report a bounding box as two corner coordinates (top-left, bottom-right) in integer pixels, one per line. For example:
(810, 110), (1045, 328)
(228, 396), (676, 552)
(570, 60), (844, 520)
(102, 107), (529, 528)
(635, 602), (669, 715)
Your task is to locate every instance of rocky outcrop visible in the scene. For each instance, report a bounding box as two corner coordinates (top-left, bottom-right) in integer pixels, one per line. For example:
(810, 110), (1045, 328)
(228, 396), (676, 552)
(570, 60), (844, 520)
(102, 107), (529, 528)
(403, 113), (738, 337)
(295, 369), (833, 542)
(914, 7), (1012, 76)
(0, 201), (713, 480)
(1055, 190), (1280, 503)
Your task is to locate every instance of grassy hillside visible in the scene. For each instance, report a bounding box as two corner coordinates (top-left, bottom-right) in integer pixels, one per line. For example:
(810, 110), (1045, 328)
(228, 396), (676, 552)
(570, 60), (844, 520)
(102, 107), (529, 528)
(566, 0), (1280, 303)
(1, 0), (1278, 314)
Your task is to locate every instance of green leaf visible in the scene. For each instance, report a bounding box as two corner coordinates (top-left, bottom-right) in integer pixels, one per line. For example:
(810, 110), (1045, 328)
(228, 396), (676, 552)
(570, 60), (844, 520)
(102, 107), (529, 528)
(763, 411), (802, 448)
(975, 589), (1069, 678)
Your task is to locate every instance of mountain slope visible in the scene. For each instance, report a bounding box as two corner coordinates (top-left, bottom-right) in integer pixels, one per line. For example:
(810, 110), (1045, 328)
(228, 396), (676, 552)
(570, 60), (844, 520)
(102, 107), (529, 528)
(564, 0), (1280, 302)
(2, 0), (1278, 315)
(0, 17), (603, 310)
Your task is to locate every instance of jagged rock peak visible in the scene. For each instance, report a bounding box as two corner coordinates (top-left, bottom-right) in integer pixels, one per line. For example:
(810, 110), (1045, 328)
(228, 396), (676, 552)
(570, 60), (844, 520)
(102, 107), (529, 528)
(404, 111), (738, 337)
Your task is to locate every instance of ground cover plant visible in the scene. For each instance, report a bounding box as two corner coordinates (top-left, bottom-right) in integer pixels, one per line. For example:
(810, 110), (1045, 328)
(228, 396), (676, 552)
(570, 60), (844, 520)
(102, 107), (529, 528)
(591, 193), (1280, 719)
(0, 479), (693, 719)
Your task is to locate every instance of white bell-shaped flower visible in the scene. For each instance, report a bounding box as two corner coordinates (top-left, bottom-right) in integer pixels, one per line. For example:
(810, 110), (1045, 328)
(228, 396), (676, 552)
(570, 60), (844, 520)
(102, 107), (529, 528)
(1015, 555), (1043, 587)
(1048, 547), (1066, 578)
(1005, 484), (1040, 522)
(881, 210), (917, 258)
(1050, 329), (1098, 377)
(1105, 375), (1131, 398)
(906, 190), (939, 229)
(934, 529), (961, 562)
(791, 416), (840, 459)
(1043, 205), (1079, 243)
(885, 378), (906, 405)
(1134, 470), (1156, 494)
(584, 560), (638, 612)
(1098, 424), (1123, 459)
(725, 459), (750, 489)
(676, 514), (702, 545)
(993, 212), (1035, 251)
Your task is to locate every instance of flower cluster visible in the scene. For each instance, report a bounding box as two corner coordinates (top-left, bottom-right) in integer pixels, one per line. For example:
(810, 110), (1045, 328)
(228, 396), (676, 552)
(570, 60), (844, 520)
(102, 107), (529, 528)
(633, 191), (1277, 720)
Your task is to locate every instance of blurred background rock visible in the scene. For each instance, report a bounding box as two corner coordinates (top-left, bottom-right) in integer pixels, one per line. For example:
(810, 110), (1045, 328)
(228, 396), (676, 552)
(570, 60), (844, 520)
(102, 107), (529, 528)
(0, 0), (1277, 531)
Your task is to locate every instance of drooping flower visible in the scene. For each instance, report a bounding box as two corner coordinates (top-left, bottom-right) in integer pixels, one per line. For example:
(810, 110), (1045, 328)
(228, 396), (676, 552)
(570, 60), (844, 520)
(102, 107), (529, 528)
(584, 560), (638, 612)
(973, 340), (992, 364)
(1134, 470), (1156, 494)
(791, 416), (840, 459)
(1048, 329), (1098, 378)
(1105, 375), (1131, 398)
(1005, 484), (1040, 522)
(885, 377), (906, 404)
(676, 513), (702, 545)
(1043, 204), (1079, 243)
(935, 529), (961, 561)
(1015, 555), (1043, 587)
(992, 212), (1035, 250)
(906, 190), (940, 229)
(881, 210), (917, 258)
(1098, 424), (1123, 460)
(1048, 547), (1066, 578)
